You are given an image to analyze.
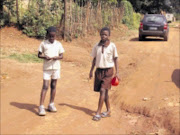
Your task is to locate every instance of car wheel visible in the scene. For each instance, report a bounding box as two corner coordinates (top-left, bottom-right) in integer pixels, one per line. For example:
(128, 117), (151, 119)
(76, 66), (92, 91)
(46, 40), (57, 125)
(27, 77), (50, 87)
(164, 35), (168, 41)
(139, 35), (144, 41)
(142, 36), (146, 40)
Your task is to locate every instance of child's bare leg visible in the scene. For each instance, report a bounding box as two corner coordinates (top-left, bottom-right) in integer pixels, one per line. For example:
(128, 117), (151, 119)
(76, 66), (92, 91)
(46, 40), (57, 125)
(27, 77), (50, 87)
(104, 89), (111, 113)
(50, 79), (57, 103)
(40, 80), (49, 105)
(96, 88), (106, 115)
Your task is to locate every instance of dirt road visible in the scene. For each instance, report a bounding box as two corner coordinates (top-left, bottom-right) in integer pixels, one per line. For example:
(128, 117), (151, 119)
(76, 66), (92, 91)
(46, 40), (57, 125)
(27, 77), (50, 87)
(1, 27), (179, 134)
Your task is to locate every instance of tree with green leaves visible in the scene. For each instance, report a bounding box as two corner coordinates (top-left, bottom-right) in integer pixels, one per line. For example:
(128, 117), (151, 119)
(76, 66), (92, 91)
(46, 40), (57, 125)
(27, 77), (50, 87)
(170, 0), (180, 13)
(3, 0), (16, 25)
(1, 0), (141, 39)
(22, 0), (63, 38)
(127, 0), (173, 14)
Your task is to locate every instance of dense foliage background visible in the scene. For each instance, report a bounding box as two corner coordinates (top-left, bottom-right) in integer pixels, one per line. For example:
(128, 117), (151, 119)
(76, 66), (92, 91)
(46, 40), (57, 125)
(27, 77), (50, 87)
(1, 0), (179, 40)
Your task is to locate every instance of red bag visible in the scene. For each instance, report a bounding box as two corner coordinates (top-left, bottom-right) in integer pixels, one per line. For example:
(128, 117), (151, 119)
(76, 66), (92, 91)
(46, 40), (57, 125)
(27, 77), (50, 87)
(111, 77), (119, 86)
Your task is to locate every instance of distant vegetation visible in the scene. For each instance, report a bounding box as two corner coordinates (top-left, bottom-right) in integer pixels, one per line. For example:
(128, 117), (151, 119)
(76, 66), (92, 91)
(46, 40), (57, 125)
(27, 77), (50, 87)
(1, 0), (179, 41)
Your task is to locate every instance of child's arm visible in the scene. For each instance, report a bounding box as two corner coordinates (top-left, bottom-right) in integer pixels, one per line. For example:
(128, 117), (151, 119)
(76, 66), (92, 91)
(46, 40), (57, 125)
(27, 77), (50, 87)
(38, 51), (52, 60)
(52, 53), (63, 60)
(89, 58), (96, 79)
(114, 57), (120, 80)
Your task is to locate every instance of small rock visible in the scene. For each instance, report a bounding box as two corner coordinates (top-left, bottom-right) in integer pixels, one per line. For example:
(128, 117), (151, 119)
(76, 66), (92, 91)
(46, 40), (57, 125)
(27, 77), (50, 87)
(163, 98), (168, 101)
(149, 133), (158, 135)
(82, 79), (88, 82)
(167, 102), (174, 107)
(1, 74), (9, 79)
(143, 97), (151, 101)
(174, 103), (179, 107)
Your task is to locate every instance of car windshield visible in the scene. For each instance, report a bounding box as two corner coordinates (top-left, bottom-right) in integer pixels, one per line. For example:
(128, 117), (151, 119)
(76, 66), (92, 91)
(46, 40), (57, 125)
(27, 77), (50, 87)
(144, 16), (164, 24)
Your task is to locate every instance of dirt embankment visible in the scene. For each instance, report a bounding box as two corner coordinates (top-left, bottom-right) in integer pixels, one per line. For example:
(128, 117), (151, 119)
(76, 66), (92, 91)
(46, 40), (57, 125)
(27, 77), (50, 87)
(111, 27), (180, 135)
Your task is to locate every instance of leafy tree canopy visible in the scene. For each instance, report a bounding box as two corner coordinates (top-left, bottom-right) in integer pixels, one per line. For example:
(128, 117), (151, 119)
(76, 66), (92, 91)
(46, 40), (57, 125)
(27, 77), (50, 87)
(127, 0), (179, 14)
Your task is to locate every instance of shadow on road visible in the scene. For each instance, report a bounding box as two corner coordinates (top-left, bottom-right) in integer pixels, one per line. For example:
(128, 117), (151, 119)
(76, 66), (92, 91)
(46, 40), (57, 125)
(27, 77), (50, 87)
(10, 102), (38, 115)
(59, 103), (95, 116)
(130, 37), (164, 42)
(130, 37), (139, 41)
(172, 69), (180, 88)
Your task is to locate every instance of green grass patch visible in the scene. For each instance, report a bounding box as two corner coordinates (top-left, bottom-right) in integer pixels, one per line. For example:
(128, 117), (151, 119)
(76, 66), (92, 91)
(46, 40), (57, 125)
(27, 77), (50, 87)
(9, 53), (43, 63)
(168, 21), (180, 28)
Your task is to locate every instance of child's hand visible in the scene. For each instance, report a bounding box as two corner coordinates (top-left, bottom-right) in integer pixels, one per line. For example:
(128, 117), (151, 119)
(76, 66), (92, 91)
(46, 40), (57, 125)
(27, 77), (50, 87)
(115, 73), (120, 81)
(52, 56), (58, 60)
(45, 56), (52, 60)
(89, 70), (93, 79)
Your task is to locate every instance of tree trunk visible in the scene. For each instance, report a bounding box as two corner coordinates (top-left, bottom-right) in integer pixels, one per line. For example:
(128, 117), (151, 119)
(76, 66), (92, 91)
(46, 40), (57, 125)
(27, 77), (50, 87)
(96, 0), (102, 28)
(28, 0), (31, 9)
(16, 0), (20, 27)
(69, 0), (72, 35)
(60, 13), (64, 29)
(80, 0), (83, 36)
(64, 0), (71, 41)
(64, 0), (67, 40)
(83, 0), (91, 36)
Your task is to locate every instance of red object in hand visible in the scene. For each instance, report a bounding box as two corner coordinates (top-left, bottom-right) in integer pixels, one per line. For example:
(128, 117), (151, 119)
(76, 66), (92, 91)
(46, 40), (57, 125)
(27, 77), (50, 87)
(111, 77), (119, 86)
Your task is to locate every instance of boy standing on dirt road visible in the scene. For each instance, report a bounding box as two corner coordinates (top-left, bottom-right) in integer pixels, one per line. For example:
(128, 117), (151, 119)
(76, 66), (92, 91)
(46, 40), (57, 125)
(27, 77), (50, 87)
(38, 26), (65, 116)
(89, 27), (120, 121)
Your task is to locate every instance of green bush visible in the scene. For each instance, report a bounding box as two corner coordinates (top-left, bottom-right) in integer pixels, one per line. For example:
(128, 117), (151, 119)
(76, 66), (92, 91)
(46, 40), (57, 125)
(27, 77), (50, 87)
(21, 0), (63, 38)
(1, 0), (16, 26)
(120, 0), (141, 29)
(102, 8), (112, 27)
(121, 0), (134, 28)
(22, 8), (55, 38)
(174, 13), (180, 21)
(0, 12), (8, 26)
(133, 12), (141, 29)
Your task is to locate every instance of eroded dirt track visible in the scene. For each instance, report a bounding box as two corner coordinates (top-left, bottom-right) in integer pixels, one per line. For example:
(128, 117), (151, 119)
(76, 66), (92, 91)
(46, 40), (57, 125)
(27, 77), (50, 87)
(1, 27), (179, 134)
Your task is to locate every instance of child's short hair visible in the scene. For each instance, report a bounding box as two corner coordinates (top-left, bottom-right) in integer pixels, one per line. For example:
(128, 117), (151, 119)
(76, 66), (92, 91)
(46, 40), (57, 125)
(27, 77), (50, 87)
(100, 27), (111, 36)
(46, 26), (56, 35)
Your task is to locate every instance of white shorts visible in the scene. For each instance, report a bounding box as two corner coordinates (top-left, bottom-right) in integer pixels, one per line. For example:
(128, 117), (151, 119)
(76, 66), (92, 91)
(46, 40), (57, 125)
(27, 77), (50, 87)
(43, 70), (60, 80)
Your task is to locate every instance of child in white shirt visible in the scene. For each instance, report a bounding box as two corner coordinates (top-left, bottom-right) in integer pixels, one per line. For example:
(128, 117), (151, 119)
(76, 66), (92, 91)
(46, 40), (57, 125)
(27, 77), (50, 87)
(38, 26), (65, 116)
(89, 27), (120, 121)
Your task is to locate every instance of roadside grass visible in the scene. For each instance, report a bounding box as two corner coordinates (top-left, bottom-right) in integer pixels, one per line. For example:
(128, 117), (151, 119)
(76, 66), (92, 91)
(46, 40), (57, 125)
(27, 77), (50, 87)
(8, 53), (43, 63)
(169, 21), (180, 28)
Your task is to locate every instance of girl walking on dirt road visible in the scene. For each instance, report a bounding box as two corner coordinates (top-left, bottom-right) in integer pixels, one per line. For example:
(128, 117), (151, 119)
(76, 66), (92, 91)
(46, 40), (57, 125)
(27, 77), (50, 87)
(38, 26), (65, 116)
(89, 27), (120, 121)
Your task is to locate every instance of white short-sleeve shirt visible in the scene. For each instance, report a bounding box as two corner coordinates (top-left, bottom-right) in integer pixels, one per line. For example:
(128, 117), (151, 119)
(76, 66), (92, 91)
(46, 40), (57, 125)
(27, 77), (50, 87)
(91, 42), (118, 68)
(38, 40), (65, 70)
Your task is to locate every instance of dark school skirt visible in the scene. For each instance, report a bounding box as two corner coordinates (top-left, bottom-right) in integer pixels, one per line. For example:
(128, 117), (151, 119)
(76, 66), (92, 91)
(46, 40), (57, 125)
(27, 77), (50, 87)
(94, 68), (114, 92)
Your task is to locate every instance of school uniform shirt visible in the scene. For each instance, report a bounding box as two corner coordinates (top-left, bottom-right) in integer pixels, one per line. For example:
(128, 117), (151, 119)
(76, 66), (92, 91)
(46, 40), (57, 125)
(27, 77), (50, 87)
(38, 40), (65, 70)
(91, 42), (118, 68)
